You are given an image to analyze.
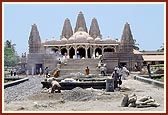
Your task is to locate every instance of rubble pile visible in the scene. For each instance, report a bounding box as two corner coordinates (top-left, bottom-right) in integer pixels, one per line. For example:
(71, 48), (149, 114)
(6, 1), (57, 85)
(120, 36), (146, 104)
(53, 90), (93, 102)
(62, 87), (96, 101)
(121, 93), (160, 108)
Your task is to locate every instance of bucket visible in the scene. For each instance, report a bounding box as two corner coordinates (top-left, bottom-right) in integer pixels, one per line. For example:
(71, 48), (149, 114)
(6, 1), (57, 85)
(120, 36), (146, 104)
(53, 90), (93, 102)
(106, 78), (114, 92)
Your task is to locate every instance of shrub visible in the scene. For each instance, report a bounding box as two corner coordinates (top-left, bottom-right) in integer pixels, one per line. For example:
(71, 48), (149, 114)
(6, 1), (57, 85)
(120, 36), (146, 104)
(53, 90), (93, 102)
(154, 69), (164, 74)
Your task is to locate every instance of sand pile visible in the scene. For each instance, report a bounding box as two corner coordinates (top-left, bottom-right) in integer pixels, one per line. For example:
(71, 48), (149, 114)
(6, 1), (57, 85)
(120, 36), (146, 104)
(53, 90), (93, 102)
(62, 87), (96, 101)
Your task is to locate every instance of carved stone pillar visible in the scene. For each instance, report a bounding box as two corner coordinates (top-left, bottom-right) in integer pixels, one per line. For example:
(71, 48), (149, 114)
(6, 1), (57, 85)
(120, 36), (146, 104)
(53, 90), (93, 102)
(102, 47), (104, 55)
(66, 46), (69, 55)
(44, 46), (47, 54)
(75, 46), (77, 57)
(58, 47), (61, 52)
(85, 47), (88, 58)
(92, 46), (95, 59)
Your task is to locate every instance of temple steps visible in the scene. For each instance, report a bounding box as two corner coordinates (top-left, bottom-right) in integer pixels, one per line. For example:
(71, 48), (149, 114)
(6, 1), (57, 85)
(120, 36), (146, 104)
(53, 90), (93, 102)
(59, 59), (100, 76)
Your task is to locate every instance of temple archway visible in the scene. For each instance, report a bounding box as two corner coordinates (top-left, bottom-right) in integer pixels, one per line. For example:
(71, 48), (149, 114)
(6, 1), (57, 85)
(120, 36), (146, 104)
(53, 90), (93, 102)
(95, 47), (102, 57)
(77, 47), (85, 58)
(61, 48), (67, 55)
(69, 47), (75, 58)
(104, 48), (115, 52)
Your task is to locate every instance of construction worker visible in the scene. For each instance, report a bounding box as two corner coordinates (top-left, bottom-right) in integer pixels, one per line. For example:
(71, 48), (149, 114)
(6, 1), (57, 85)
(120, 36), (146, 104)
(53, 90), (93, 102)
(51, 80), (61, 93)
(53, 69), (60, 78)
(85, 66), (90, 75)
(112, 68), (119, 89)
(44, 67), (49, 78)
(100, 64), (107, 76)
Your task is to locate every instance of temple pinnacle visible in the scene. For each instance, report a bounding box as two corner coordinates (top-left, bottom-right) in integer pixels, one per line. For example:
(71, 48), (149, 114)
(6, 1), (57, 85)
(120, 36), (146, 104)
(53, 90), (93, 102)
(74, 11), (88, 33)
(61, 18), (73, 39)
(89, 18), (101, 39)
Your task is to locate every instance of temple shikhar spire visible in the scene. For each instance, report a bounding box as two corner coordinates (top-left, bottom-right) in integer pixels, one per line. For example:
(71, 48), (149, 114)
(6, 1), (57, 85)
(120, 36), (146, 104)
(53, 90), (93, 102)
(28, 24), (41, 53)
(74, 11), (88, 33)
(89, 17), (101, 39)
(61, 18), (73, 39)
(119, 22), (135, 52)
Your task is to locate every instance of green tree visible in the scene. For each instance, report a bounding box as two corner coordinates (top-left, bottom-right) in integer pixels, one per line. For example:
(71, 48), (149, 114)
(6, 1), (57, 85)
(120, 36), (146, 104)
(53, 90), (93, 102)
(160, 43), (164, 51)
(133, 39), (139, 50)
(5, 40), (16, 51)
(157, 43), (164, 52)
(4, 40), (18, 67)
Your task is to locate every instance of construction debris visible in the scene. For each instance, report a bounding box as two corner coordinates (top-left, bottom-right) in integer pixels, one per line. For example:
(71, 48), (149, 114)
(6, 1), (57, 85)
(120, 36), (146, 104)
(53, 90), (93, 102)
(121, 93), (160, 108)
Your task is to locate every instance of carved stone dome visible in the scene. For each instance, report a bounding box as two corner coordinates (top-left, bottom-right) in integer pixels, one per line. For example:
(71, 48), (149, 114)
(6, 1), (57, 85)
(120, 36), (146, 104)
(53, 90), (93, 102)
(68, 36), (75, 41)
(72, 27), (89, 43)
(51, 37), (56, 41)
(61, 36), (67, 43)
(87, 36), (94, 41)
(105, 36), (112, 41)
(68, 36), (75, 43)
(95, 36), (101, 41)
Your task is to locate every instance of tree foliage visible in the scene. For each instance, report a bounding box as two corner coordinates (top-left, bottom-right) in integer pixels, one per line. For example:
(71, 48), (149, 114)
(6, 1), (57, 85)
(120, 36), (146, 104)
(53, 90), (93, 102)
(4, 40), (18, 67)
(160, 43), (164, 51)
(133, 39), (139, 50)
(157, 43), (164, 52)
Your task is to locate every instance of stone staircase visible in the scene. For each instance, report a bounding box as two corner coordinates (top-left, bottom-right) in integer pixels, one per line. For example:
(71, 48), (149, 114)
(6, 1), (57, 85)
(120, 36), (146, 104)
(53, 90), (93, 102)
(59, 59), (100, 76)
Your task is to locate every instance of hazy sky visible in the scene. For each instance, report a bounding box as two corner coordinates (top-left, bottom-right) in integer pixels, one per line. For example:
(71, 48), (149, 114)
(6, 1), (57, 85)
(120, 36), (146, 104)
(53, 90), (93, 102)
(3, 3), (165, 56)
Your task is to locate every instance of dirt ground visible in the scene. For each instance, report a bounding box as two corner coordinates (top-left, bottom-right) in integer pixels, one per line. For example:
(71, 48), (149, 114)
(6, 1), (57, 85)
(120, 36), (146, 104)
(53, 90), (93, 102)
(3, 76), (165, 112)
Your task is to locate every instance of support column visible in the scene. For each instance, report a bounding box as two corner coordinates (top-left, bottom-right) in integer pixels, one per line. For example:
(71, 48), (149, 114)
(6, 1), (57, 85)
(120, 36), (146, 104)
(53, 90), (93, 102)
(66, 46), (69, 55)
(102, 47), (104, 55)
(58, 47), (61, 52)
(114, 45), (117, 52)
(75, 47), (77, 59)
(44, 46), (47, 54)
(67, 49), (69, 55)
(92, 46), (95, 59)
(31, 66), (34, 75)
(85, 47), (88, 58)
(90, 46), (93, 58)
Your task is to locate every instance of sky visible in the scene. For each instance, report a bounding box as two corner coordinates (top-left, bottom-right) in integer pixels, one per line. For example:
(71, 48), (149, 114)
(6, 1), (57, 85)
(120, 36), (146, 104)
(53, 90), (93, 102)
(3, 3), (165, 56)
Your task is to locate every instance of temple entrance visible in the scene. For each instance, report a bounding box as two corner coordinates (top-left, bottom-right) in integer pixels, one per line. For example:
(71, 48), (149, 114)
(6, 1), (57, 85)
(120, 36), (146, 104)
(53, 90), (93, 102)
(87, 47), (92, 58)
(119, 62), (127, 67)
(52, 48), (58, 53)
(77, 47), (85, 58)
(69, 47), (75, 58)
(35, 64), (42, 75)
(104, 48), (115, 52)
(61, 48), (67, 55)
(95, 48), (102, 57)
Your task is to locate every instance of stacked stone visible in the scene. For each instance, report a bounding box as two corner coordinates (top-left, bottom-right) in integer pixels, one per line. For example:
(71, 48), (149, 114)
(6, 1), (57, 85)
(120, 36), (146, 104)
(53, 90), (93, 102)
(121, 93), (160, 108)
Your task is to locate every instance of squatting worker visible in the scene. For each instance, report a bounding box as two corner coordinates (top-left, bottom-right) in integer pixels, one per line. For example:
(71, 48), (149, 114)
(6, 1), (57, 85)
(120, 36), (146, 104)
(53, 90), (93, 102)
(51, 80), (61, 93)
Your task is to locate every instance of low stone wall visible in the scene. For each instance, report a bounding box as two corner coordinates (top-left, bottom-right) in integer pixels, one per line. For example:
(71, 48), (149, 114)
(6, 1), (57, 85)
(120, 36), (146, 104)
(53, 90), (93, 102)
(4, 77), (22, 81)
(4, 77), (29, 89)
(134, 76), (164, 88)
(41, 81), (106, 90)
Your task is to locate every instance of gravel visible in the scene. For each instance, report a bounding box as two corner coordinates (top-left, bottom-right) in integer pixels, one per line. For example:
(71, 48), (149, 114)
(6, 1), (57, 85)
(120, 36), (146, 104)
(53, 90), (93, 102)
(4, 76), (44, 103)
(3, 75), (165, 112)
